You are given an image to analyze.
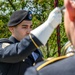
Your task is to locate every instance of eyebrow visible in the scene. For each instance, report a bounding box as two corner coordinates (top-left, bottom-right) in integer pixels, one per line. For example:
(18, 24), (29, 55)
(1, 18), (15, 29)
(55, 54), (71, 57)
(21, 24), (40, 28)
(22, 24), (32, 27)
(22, 25), (28, 26)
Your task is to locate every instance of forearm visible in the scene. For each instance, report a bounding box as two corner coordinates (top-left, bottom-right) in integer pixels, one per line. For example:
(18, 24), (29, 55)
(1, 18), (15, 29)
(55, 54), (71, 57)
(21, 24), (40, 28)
(0, 35), (42, 63)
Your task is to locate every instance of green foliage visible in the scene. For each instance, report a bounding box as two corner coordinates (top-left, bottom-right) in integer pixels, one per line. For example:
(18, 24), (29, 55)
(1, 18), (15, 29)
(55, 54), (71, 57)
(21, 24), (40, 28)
(0, 0), (68, 58)
(0, 15), (11, 38)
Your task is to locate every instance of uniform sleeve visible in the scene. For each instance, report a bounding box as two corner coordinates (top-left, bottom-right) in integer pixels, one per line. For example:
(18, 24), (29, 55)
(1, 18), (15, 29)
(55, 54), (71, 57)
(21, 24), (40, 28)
(25, 56), (75, 75)
(0, 34), (42, 63)
(33, 49), (43, 64)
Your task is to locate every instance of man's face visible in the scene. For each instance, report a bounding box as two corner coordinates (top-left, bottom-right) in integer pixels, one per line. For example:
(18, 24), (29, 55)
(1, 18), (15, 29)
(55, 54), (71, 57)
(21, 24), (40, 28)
(10, 20), (32, 41)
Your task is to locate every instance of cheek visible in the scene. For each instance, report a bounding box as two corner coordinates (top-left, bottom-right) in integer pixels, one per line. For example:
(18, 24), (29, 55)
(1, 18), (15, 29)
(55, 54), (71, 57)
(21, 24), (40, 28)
(64, 0), (69, 6)
(20, 30), (26, 35)
(16, 29), (25, 36)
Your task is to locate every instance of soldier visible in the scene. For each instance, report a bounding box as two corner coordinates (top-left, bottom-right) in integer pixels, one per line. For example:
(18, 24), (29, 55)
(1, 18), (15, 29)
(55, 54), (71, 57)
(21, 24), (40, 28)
(0, 7), (62, 75)
(25, 0), (75, 75)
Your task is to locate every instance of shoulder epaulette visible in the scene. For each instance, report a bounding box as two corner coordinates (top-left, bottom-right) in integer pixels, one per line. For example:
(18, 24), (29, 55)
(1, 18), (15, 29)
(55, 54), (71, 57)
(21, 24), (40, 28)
(64, 41), (72, 52)
(36, 53), (74, 71)
(0, 38), (12, 43)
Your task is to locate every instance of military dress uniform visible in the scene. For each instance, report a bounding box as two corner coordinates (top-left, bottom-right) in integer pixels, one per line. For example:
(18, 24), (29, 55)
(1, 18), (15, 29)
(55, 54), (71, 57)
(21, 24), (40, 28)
(25, 54), (75, 75)
(0, 7), (62, 75)
(25, 41), (75, 75)
(0, 10), (44, 75)
(0, 35), (43, 75)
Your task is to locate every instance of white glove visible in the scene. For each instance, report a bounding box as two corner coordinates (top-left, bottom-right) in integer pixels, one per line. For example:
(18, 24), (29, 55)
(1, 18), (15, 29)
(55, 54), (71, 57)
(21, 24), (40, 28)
(47, 7), (62, 28)
(31, 7), (62, 45)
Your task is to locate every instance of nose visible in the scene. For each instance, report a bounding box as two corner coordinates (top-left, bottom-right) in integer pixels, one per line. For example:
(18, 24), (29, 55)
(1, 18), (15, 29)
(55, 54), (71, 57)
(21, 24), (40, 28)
(27, 28), (31, 34)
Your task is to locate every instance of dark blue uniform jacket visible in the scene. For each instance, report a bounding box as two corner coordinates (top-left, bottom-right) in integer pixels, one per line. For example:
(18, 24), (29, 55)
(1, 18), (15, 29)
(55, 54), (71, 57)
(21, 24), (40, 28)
(25, 54), (75, 75)
(0, 35), (43, 75)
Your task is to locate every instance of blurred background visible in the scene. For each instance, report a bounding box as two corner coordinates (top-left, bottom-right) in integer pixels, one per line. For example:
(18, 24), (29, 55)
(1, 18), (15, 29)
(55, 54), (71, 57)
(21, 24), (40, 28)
(0, 0), (68, 59)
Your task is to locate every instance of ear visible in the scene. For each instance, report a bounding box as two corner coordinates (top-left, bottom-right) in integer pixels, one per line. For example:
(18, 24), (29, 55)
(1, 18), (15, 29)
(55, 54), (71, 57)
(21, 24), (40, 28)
(8, 27), (14, 33)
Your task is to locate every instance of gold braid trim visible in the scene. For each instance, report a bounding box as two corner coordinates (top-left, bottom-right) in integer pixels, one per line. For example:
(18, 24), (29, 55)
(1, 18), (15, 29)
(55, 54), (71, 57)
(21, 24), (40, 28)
(29, 34), (39, 48)
(64, 42), (72, 52)
(36, 53), (74, 71)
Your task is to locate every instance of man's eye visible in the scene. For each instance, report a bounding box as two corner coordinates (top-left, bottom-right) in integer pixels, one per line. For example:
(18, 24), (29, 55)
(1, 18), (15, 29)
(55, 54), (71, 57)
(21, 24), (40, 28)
(23, 27), (27, 28)
(30, 26), (32, 28)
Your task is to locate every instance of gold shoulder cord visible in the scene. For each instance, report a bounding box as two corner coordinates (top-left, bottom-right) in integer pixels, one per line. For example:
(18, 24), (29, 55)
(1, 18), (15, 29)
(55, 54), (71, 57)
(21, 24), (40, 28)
(29, 34), (39, 48)
(36, 53), (74, 71)
(64, 42), (72, 52)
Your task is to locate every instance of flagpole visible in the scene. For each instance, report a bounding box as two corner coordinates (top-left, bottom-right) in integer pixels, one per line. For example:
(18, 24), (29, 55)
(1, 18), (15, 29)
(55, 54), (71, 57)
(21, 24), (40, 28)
(54, 0), (61, 56)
